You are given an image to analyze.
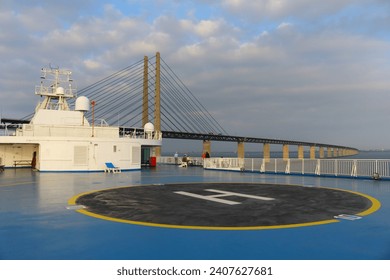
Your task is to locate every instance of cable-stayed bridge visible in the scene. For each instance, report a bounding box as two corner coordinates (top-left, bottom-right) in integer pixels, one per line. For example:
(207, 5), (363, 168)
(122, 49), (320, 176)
(1, 53), (358, 159)
(77, 53), (228, 135)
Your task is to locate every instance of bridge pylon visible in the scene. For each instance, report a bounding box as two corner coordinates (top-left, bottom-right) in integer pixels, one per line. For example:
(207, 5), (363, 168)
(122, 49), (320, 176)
(154, 52), (161, 156)
(237, 141), (245, 158)
(142, 56), (149, 126)
(203, 140), (211, 156)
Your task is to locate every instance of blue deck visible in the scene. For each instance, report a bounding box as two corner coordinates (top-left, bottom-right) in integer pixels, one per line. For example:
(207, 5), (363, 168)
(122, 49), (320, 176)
(0, 165), (389, 260)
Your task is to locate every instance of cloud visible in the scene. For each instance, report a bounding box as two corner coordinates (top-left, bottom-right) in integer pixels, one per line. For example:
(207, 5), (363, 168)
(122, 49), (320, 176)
(220, 0), (356, 20)
(1, 0), (390, 149)
(277, 22), (292, 30)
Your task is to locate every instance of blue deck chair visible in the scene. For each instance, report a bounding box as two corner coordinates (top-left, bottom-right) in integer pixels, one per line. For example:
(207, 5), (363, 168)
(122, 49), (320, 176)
(104, 162), (121, 173)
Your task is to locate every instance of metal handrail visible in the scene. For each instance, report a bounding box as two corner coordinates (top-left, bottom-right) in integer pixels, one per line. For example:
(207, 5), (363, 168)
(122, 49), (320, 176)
(203, 157), (390, 179)
(0, 123), (23, 136)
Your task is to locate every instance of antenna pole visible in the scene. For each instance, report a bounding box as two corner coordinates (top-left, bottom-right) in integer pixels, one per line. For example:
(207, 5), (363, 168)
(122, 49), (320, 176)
(91, 101), (95, 137)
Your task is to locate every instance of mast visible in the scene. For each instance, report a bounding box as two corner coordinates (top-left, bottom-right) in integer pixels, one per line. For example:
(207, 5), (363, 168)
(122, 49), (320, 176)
(35, 67), (76, 111)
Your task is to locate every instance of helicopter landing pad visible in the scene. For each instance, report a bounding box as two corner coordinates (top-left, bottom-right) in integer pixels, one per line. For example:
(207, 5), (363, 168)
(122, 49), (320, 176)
(71, 182), (378, 230)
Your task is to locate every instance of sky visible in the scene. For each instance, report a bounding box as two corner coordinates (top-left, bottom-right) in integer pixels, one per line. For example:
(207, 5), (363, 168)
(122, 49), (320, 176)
(1, 0), (390, 151)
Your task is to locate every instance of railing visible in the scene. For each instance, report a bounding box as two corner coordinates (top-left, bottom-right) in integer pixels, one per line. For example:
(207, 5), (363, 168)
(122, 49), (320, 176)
(158, 156), (204, 166)
(203, 158), (390, 180)
(1, 123), (163, 140)
(120, 130), (162, 140)
(35, 85), (76, 98)
(120, 127), (162, 140)
(203, 157), (245, 170)
(0, 124), (23, 136)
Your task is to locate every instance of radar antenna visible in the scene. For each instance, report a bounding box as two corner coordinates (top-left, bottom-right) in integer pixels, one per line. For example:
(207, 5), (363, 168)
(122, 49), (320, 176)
(35, 66), (77, 111)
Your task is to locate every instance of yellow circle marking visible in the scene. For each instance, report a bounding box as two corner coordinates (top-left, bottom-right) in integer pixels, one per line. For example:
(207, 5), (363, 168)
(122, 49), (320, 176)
(68, 184), (381, 231)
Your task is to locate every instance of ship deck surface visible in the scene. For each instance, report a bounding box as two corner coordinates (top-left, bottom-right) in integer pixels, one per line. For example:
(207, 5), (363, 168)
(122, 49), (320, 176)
(1, 165), (389, 260)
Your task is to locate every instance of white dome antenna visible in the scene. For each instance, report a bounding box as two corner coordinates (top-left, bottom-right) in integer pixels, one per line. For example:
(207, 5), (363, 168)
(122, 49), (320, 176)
(75, 96), (90, 112)
(75, 96), (90, 126)
(144, 122), (155, 139)
(56, 87), (64, 95)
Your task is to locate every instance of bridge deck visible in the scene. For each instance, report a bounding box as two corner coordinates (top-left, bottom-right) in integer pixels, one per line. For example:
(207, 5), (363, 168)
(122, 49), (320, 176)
(118, 127), (358, 150)
(1, 121), (357, 151)
(161, 130), (356, 149)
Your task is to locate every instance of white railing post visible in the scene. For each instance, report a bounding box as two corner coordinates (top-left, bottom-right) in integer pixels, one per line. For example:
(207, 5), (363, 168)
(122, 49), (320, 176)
(285, 159), (290, 174)
(351, 160), (357, 177)
(260, 159), (265, 173)
(375, 160), (378, 174)
(315, 159), (320, 175)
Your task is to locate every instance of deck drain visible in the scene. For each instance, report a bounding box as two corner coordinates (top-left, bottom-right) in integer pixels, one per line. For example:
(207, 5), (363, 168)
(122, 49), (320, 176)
(66, 205), (86, 210)
(334, 214), (362, 220)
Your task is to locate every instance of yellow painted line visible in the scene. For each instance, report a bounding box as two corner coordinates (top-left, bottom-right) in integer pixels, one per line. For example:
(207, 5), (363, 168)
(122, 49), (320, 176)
(68, 185), (133, 205)
(67, 183), (381, 231)
(68, 190), (95, 205)
(73, 208), (339, 230)
(330, 188), (381, 216)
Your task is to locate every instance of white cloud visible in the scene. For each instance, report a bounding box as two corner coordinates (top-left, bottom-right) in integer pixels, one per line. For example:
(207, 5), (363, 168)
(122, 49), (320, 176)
(1, 0), (390, 149)
(194, 20), (222, 37)
(83, 59), (102, 70)
(221, 0), (355, 20)
(277, 22), (292, 30)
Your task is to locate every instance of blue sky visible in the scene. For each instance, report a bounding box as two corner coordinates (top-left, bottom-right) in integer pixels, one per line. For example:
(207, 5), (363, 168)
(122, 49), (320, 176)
(1, 0), (390, 150)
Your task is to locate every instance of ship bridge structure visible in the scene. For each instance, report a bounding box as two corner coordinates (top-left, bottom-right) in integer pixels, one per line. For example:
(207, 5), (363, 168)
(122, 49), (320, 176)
(3, 52), (358, 159)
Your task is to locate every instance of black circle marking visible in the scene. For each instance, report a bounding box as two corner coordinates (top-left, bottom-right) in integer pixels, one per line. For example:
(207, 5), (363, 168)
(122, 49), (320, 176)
(72, 183), (379, 229)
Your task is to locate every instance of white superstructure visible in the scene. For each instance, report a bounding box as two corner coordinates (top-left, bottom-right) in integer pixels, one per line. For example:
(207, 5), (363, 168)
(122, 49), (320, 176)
(0, 67), (162, 171)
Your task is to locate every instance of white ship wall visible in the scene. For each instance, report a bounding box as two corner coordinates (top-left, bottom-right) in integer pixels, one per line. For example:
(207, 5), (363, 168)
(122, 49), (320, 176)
(0, 136), (148, 171)
(37, 138), (142, 171)
(18, 123), (118, 138)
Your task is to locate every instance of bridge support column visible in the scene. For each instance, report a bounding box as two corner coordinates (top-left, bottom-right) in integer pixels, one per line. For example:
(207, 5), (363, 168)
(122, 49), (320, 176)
(298, 145), (304, 159)
(283, 144), (289, 160)
(263, 144), (270, 161)
(203, 140), (211, 155)
(154, 146), (161, 158)
(348, 149), (358, 156)
(319, 147), (325, 159)
(310, 146), (316, 159)
(327, 147), (332, 158)
(237, 141), (245, 159)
